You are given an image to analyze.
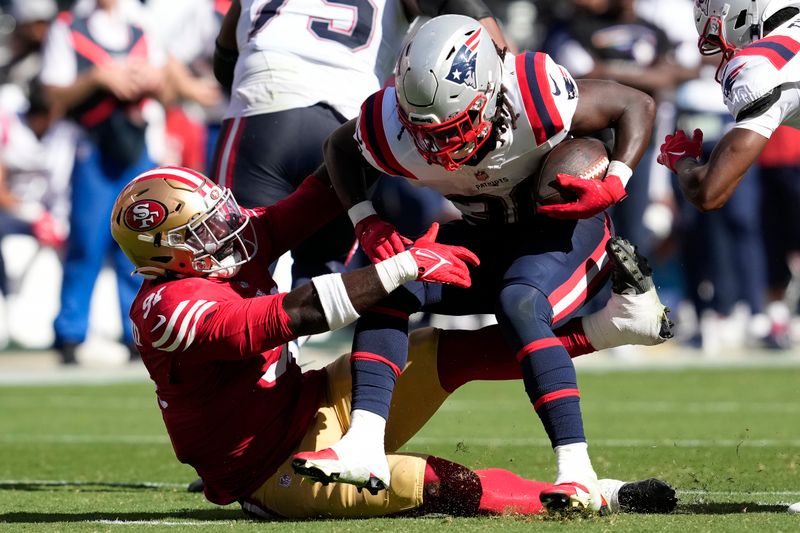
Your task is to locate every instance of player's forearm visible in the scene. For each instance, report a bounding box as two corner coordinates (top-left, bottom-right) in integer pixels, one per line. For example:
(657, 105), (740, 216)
(283, 256), (419, 336)
(607, 88), (656, 169)
(324, 120), (373, 210)
(676, 158), (741, 212)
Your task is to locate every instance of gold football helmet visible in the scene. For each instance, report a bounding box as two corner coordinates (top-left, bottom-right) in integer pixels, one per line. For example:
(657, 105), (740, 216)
(110, 166), (257, 278)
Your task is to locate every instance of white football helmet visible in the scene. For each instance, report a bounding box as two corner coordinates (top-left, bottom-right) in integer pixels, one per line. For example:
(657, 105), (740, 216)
(395, 15), (502, 171)
(110, 166), (257, 279)
(694, 0), (799, 74)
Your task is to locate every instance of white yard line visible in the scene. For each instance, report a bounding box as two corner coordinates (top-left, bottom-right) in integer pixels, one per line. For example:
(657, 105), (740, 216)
(3, 434), (800, 448)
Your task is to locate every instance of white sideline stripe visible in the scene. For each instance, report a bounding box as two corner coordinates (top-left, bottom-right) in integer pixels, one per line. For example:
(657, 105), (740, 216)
(95, 520), (231, 526)
(679, 489), (800, 496)
(407, 436), (800, 448)
(0, 480), (184, 489)
(4, 434), (800, 448)
(5, 480), (799, 498)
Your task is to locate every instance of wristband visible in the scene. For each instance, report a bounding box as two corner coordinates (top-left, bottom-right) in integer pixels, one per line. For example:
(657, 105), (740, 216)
(348, 200), (378, 226)
(311, 273), (360, 330)
(373, 250), (418, 293)
(606, 160), (633, 187)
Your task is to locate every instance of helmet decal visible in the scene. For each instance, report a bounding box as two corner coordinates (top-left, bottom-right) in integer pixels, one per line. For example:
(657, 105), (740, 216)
(445, 28), (482, 89)
(124, 199), (168, 232)
(696, 0), (709, 17)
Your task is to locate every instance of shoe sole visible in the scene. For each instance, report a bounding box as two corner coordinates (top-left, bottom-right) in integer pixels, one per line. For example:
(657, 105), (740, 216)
(540, 490), (609, 515)
(291, 458), (387, 495)
(606, 237), (654, 294)
(618, 478), (678, 513)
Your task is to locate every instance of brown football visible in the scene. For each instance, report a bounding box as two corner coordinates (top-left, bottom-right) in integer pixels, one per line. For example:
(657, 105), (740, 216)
(534, 137), (610, 206)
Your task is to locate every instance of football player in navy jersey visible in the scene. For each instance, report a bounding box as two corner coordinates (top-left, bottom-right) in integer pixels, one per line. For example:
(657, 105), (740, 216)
(110, 165), (677, 518)
(210, 0), (508, 295)
(658, 1), (800, 212)
(293, 14), (674, 514)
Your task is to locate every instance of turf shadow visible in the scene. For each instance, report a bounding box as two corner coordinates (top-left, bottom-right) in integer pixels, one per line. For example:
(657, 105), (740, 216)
(678, 502), (789, 514)
(0, 509), (244, 524)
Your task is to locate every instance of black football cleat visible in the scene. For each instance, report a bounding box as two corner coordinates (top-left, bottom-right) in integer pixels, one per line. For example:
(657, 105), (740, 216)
(606, 236), (654, 295)
(618, 478), (678, 513)
(187, 478), (204, 493)
(606, 237), (674, 340)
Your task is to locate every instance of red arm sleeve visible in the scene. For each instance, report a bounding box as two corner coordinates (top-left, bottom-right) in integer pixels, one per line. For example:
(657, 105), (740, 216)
(253, 175), (345, 264)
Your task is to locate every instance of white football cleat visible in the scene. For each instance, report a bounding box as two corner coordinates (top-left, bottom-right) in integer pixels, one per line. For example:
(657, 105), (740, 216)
(539, 480), (608, 514)
(291, 445), (390, 495)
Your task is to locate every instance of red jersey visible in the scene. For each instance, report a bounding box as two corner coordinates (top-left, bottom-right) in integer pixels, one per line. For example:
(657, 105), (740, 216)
(129, 176), (341, 505)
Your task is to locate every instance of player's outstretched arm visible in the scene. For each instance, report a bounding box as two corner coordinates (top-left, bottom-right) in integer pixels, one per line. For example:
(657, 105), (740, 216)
(665, 127), (769, 212)
(282, 223), (478, 337)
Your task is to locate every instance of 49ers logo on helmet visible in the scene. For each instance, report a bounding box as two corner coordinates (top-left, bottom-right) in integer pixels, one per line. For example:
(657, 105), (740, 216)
(124, 200), (168, 231)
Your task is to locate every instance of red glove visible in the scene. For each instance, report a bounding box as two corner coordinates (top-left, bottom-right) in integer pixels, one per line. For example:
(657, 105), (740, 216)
(657, 128), (703, 173)
(409, 223), (480, 288)
(355, 214), (412, 263)
(537, 173), (628, 220)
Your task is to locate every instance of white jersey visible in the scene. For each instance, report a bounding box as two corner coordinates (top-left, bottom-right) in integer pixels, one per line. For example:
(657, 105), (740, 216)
(228, 0), (410, 119)
(355, 51), (579, 224)
(721, 14), (800, 138)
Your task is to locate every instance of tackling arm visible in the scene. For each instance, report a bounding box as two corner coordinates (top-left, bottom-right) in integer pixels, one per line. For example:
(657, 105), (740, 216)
(674, 128), (769, 212)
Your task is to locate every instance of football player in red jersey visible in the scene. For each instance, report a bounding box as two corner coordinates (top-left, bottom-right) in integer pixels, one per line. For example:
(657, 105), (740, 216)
(111, 165), (676, 518)
(296, 14), (673, 514)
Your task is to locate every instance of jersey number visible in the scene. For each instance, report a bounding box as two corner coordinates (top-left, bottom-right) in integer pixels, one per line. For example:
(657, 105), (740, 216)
(250, 0), (376, 50)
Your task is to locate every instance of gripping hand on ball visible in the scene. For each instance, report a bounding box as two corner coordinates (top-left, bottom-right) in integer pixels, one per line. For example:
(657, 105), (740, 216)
(537, 172), (627, 220)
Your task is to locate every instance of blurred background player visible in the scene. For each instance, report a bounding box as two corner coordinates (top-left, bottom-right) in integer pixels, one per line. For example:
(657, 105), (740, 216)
(110, 165), (677, 519)
(210, 0), (509, 298)
(294, 15), (672, 513)
(40, 0), (168, 364)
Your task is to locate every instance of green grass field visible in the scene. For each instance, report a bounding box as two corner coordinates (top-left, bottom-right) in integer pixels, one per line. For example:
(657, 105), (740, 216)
(2, 364), (800, 532)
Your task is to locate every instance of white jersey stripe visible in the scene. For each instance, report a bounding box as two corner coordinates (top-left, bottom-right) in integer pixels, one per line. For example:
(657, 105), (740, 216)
(550, 251), (608, 322)
(152, 300), (190, 349)
(217, 117), (242, 189)
(163, 300), (209, 353)
(184, 301), (217, 351)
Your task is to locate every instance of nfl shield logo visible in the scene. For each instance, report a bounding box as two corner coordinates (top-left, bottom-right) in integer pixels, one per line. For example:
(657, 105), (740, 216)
(445, 28), (482, 89)
(475, 170), (489, 181)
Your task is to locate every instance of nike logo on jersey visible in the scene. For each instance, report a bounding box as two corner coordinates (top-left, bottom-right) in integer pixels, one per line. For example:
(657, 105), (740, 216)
(549, 74), (561, 96)
(150, 314), (167, 332)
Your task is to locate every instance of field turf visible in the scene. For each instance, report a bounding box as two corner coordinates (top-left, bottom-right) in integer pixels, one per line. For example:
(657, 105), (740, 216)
(1, 364), (799, 532)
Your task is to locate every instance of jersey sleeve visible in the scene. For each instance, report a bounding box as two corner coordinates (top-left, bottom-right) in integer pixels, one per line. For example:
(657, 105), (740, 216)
(136, 280), (295, 360)
(514, 52), (577, 146)
(354, 88), (415, 179)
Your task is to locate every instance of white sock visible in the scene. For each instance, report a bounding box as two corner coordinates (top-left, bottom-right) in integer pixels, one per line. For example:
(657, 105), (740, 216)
(581, 288), (666, 350)
(554, 442), (597, 485)
(334, 409), (387, 454)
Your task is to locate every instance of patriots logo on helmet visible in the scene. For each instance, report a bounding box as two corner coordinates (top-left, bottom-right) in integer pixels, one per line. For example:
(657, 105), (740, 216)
(445, 28), (482, 89)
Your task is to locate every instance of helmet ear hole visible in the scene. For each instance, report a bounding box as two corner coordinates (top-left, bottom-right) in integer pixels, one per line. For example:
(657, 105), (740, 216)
(734, 9), (748, 28)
